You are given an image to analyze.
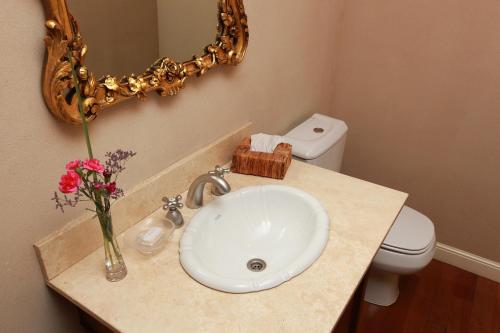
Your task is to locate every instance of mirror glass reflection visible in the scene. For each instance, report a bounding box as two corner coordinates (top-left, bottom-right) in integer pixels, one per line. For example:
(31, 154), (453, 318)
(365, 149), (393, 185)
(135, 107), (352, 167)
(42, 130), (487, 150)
(67, 0), (218, 79)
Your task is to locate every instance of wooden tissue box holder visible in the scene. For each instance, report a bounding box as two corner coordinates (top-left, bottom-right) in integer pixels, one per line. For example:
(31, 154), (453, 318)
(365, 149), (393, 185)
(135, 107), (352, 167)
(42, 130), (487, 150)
(231, 137), (292, 179)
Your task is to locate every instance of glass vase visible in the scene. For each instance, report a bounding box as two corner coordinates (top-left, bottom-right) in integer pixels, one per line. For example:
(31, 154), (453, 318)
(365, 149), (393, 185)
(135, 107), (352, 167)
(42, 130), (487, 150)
(97, 210), (127, 282)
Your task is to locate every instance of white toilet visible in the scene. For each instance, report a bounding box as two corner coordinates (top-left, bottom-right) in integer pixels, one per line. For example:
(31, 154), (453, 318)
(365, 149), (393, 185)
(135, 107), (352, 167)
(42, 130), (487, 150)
(284, 113), (436, 306)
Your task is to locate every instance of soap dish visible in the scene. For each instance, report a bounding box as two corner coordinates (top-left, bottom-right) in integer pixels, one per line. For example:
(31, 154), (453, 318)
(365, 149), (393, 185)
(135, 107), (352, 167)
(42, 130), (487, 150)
(124, 216), (175, 256)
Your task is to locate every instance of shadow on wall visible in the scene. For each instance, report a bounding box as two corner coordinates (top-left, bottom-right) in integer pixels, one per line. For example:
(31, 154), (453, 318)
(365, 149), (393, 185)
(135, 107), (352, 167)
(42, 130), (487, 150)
(331, 0), (500, 262)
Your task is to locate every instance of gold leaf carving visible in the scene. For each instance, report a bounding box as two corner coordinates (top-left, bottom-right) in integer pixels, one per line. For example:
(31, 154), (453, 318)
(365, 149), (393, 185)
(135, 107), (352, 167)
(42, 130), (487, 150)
(41, 0), (249, 124)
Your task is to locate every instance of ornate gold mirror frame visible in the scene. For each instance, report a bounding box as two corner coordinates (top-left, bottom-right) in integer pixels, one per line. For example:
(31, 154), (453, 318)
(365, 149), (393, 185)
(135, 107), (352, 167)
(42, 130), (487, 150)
(41, 0), (249, 124)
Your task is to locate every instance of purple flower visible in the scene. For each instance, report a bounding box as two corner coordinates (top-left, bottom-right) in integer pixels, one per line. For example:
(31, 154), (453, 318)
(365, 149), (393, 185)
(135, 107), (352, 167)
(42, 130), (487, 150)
(104, 149), (137, 175)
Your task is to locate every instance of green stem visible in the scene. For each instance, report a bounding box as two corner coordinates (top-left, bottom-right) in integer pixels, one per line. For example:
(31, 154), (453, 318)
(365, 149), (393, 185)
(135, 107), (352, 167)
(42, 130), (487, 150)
(79, 187), (92, 200)
(66, 49), (94, 159)
(103, 237), (115, 266)
(98, 211), (117, 265)
(108, 237), (120, 264)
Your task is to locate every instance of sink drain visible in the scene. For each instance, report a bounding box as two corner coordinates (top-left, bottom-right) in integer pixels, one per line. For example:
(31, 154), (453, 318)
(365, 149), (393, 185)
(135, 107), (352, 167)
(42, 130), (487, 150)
(247, 258), (266, 272)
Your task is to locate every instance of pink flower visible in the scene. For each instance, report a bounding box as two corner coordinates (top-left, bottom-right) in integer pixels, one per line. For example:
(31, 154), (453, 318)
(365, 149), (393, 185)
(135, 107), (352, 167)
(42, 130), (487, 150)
(65, 159), (81, 171)
(58, 171), (81, 194)
(93, 182), (106, 190)
(106, 182), (117, 194)
(83, 159), (105, 173)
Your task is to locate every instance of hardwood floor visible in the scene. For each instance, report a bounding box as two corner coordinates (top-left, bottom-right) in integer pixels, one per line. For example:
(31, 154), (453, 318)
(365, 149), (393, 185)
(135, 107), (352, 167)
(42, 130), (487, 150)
(355, 260), (500, 333)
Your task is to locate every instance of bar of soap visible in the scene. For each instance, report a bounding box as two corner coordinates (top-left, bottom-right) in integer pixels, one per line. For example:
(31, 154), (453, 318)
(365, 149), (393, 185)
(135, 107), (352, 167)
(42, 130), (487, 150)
(136, 227), (165, 247)
(124, 216), (175, 256)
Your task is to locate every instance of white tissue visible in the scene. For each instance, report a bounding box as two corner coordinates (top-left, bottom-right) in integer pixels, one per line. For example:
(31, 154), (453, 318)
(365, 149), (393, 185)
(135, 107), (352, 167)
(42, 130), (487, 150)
(250, 133), (286, 153)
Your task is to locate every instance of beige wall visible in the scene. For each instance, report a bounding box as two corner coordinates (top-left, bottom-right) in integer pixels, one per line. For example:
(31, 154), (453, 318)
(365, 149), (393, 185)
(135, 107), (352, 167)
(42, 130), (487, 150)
(0, 0), (343, 331)
(331, 0), (500, 262)
(157, 0), (218, 61)
(68, 0), (159, 78)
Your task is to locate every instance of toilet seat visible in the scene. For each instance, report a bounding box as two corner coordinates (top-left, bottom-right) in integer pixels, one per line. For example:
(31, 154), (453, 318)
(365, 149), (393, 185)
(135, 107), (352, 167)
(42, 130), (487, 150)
(381, 240), (433, 255)
(381, 206), (435, 255)
(373, 233), (436, 275)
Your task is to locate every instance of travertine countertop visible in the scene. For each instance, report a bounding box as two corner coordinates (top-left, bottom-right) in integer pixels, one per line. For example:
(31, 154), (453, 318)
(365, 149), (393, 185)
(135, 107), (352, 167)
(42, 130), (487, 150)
(49, 160), (407, 333)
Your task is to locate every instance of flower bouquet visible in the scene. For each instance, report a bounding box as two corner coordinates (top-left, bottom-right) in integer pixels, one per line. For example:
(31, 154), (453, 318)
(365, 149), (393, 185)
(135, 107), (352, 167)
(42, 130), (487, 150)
(53, 151), (135, 281)
(51, 47), (135, 282)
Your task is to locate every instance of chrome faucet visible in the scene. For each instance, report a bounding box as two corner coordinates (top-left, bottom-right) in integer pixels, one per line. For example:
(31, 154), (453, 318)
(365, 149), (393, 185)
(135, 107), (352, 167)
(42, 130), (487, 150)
(162, 195), (184, 228)
(186, 166), (231, 209)
(210, 165), (231, 196)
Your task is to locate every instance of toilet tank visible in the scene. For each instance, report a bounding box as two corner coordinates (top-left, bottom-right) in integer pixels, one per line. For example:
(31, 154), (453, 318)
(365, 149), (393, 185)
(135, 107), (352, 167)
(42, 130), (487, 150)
(284, 113), (348, 172)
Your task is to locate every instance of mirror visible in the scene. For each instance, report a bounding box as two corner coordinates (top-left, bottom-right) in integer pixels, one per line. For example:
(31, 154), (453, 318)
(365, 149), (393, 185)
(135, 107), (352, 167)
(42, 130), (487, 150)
(67, 0), (219, 79)
(41, 0), (248, 124)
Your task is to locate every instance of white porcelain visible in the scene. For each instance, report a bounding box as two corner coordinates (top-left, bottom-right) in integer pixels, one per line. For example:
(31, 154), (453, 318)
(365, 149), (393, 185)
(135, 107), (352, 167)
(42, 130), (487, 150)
(365, 207), (436, 306)
(372, 206), (436, 276)
(374, 233), (436, 275)
(286, 114), (437, 306)
(180, 185), (330, 293)
(363, 268), (401, 306)
(284, 113), (348, 160)
(381, 206), (435, 254)
(364, 237), (436, 306)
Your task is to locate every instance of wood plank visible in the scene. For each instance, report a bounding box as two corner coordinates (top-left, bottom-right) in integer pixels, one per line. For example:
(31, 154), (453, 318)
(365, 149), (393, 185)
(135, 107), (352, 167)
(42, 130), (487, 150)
(469, 276), (499, 333)
(434, 261), (476, 333)
(355, 260), (500, 333)
(402, 261), (441, 333)
(493, 283), (500, 333)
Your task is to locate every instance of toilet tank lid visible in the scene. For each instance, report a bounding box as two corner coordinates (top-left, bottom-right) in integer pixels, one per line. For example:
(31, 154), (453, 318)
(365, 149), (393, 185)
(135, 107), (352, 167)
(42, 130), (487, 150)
(284, 113), (348, 160)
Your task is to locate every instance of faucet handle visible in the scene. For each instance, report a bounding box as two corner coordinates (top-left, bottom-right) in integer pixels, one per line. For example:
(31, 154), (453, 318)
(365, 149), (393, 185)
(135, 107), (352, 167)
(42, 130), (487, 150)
(209, 165), (231, 196)
(162, 194), (184, 211)
(162, 195), (184, 228)
(210, 165), (230, 177)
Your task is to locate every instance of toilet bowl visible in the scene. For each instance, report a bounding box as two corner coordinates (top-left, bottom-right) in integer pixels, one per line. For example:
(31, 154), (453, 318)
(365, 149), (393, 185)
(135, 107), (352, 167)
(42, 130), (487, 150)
(284, 113), (437, 306)
(364, 205), (436, 306)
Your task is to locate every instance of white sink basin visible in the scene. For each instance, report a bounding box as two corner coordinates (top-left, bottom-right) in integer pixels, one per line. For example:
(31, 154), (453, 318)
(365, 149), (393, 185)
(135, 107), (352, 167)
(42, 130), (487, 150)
(179, 185), (330, 293)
